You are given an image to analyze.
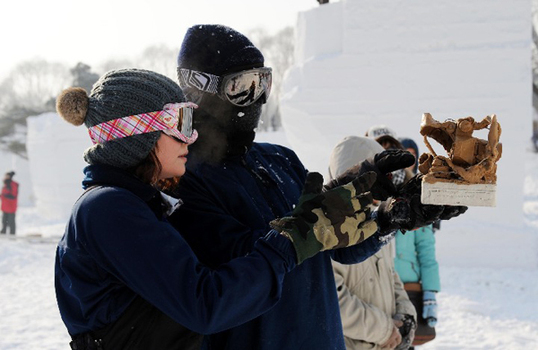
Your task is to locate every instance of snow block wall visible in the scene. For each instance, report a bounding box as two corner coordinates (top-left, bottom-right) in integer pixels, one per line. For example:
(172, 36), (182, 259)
(281, 0), (535, 267)
(26, 113), (92, 221)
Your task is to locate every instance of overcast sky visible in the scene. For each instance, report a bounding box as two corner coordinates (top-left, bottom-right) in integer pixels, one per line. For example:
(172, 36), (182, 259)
(1, 0), (321, 79)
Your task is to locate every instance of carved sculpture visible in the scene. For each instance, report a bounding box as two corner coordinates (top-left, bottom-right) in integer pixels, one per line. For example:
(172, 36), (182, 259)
(418, 113), (502, 206)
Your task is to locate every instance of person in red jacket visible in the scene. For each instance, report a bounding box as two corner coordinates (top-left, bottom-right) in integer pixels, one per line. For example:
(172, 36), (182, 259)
(1, 171), (18, 234)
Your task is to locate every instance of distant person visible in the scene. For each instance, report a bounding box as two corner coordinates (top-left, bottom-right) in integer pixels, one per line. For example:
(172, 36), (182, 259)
(365, 125), (403, 150)
(366, 125), (411, 186)
(54, 68), (381, 350)
(1, 171), (18, 235)
(394, 137), (440, 348)
(329, 136), (417, 350)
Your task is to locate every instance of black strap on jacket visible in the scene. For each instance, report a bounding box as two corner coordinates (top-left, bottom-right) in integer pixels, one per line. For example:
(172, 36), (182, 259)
(69, 296), (202, 350)
(70, 333), (103, 350)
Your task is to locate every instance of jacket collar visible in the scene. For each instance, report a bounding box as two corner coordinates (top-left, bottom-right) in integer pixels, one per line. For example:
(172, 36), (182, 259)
(81, 164), (181, 219)
(82, 164), (183, 218)
(82, 164), (159, 202)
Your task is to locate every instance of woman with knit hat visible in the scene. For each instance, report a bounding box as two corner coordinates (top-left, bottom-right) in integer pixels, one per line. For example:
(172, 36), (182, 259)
(54, 68), (381, 350)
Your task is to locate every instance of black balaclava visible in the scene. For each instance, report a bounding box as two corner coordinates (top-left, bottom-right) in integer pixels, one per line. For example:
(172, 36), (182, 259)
(177, 24), (267, 165)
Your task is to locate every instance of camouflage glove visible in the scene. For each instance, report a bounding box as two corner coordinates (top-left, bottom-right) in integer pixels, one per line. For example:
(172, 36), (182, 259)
(376, 174), (468, 233)
(270, 171), (378, 264)
(393, 314), (416, 350)
(324, 149), (415, 200)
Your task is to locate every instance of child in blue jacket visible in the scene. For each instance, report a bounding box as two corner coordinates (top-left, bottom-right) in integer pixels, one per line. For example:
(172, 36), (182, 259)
(394, 137), (441, 348)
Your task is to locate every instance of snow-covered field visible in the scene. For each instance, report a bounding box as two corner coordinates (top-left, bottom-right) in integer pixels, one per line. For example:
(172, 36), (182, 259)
(0, 142), (537, 350)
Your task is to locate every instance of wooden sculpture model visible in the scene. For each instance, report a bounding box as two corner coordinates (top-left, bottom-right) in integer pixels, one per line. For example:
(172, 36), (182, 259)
(418, 113), (502, 207)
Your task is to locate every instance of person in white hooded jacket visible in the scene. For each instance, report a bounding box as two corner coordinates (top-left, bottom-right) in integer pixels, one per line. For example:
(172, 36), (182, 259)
(329, 136), (417, 350)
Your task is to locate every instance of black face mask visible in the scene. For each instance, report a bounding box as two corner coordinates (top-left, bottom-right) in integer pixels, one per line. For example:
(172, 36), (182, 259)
(188, 93), (264, 165)
(196, 92), (263, 132)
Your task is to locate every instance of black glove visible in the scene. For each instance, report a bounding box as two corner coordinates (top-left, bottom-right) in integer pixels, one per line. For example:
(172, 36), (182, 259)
(376, 174), (468, 233)
(394, 314), (416, 350)
(324, 149), (415, 200)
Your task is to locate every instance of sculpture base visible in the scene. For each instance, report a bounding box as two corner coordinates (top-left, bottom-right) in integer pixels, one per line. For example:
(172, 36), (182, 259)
(421, 180), (496, 207)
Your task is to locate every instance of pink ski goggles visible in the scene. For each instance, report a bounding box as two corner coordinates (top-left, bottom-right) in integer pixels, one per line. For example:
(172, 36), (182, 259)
(88, 102), (198, 145)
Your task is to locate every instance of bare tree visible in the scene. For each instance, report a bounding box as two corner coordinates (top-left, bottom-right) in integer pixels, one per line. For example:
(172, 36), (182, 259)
(96, 45), (178, 81)
(97, 58), (135, 75)
(3, 59), (71, 112)
(136, 44), (179, 81)
(71, 62), (99, 93)
(248, 27), (295, 131)
(0, 59), (71, 158)
(531, 0), (538, 152)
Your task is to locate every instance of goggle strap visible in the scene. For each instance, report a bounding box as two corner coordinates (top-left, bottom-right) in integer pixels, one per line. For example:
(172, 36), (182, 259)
(88, 103), (191, 144)
(178, 68), (220, 94)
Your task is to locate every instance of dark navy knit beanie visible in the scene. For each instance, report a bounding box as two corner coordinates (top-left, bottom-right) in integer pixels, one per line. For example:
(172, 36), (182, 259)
(56, 69), (186, 168)
(177, 24), (264, 75)
(400, 137), (419, 173)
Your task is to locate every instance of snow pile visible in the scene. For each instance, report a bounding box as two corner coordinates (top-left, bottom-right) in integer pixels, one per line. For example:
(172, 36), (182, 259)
(0, 239), (69, 350)
(281, 0), (535, 268)
(26, 113), (92, 222)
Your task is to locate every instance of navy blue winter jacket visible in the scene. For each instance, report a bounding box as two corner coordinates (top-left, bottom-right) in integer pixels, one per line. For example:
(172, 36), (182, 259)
(169, 143), (383, 350)
(55, 164), (298, 339)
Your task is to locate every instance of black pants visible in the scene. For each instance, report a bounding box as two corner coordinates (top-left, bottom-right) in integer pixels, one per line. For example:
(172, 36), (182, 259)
(1, 212), (15, 234)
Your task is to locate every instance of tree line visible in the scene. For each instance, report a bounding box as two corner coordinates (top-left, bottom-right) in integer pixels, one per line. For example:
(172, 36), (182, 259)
(0, 27), (295, 158)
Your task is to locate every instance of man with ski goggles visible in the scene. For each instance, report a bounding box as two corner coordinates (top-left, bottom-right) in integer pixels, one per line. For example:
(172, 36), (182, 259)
(167, 24), (389, 350)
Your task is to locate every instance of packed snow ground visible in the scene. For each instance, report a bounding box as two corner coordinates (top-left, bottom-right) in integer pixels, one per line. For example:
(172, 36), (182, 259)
(1, 140), (537, 350)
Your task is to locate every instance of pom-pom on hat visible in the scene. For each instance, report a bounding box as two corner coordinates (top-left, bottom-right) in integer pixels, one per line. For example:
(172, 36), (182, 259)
(56, 68), (186, 168)
(177, 24), (265, 75)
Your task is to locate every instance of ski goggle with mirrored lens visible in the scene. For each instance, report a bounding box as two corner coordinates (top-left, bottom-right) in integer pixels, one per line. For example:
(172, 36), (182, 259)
(88, 102), (198, 145)
(177, 67), (272, 107)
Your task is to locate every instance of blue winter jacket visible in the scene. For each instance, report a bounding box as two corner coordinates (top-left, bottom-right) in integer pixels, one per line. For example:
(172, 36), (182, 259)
(168, 143), (384, 350)
(55, 164), (298, 338)
(393, 225), (440, 292)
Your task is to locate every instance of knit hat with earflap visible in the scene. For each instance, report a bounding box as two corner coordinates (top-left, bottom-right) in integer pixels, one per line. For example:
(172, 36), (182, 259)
(56, 69), (186, 168)
(177, 24), (264, 75)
